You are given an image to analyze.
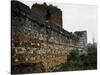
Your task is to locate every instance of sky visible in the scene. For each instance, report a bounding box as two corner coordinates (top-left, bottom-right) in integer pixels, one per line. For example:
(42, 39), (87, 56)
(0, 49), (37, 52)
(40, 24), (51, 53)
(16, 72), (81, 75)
(19, 0), (97, 43)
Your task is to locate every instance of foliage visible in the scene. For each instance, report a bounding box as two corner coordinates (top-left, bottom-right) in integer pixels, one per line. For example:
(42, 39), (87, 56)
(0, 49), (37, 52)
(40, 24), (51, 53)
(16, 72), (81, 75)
(56, 47), (97, 71)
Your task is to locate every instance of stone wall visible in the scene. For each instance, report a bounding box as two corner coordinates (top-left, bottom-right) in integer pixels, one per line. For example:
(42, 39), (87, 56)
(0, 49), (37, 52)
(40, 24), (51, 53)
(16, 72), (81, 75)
(11, 1), (87, 73)
(74, 31), (87, 55)
(31, 2), (62, 27)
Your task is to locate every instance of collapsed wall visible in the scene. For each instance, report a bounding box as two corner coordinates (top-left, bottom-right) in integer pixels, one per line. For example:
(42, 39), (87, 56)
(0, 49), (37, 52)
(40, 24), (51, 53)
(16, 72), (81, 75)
(11, 1), (87, 73)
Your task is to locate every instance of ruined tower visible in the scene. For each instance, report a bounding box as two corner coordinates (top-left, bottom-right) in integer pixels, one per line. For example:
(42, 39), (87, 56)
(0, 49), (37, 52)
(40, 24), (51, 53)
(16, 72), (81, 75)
(74, 31), (87, 55)
(31, 3), (63, 27)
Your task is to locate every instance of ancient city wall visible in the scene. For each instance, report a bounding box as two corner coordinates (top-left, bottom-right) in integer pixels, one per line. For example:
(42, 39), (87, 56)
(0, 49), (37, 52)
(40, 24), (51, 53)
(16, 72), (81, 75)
(11, 1), (86, 73)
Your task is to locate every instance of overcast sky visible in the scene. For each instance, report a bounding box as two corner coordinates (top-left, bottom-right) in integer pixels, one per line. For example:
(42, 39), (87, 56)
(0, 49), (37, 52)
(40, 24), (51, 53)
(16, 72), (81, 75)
(19, 0), (97, 43)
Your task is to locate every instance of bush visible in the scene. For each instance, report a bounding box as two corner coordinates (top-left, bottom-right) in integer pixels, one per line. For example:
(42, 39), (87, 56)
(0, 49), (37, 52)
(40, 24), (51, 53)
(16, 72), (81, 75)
(57, 48), (97, 71)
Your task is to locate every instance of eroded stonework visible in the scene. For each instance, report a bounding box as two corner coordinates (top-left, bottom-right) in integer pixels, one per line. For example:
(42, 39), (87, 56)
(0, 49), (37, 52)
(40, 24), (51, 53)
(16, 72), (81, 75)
(11, 1), (87, 73)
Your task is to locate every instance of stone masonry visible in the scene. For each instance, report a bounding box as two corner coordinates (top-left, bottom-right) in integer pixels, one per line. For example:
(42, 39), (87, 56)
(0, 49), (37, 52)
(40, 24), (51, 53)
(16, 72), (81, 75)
(11, 1), (87, 73)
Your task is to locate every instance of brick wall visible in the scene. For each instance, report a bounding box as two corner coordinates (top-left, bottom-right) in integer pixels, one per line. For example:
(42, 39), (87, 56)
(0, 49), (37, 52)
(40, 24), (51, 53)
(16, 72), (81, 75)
(31, 3), (63, 27)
